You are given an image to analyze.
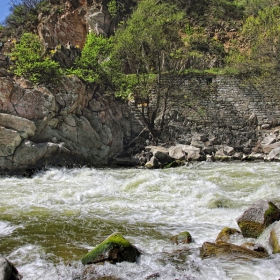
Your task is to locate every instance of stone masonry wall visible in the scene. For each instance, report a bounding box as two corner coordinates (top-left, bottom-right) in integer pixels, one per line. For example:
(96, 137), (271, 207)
(159, 75), (280, 146)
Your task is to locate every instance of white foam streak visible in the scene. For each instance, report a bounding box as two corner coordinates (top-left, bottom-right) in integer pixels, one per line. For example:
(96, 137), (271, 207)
(1, 162), (280, 279)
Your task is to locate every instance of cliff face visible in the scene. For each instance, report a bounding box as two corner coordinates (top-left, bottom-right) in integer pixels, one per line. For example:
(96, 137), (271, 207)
(0, 71), (136, 174)
(38, 0), (111, 49)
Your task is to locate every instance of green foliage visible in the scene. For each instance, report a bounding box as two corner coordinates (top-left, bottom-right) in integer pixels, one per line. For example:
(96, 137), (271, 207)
(12, 33), (62, 84)
(70, 32), (113, 84)
(111, 0), (186, 136)
(4, 0), (48, 36)
(235, 0), (278, 16)
(228, 6), (280, 75)
(108, 0), (118, 18)
(113, 0), (184, 76)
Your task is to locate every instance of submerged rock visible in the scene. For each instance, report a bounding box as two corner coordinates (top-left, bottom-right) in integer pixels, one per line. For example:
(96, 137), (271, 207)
(236, 199), (280, 238)
(81, 233), (141, 265)
(215, 227), (241, 243)
(200, 242), (268, 260)
(170, 231), (193, 245)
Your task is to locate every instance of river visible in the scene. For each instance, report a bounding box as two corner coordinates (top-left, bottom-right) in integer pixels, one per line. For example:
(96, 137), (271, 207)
(1, 162), (280, 280)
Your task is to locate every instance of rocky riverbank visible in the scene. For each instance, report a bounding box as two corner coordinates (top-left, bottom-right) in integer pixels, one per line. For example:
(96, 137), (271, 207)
(128, 127), (280, 169)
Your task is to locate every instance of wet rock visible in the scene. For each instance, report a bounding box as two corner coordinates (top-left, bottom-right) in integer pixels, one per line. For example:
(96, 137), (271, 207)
(145, 146), (173, 164)
(170, 231), (193, 245)
(262, 142), (280, 154)
(215, 227), (241, 243)
(145, 156), (159, 169)
(268, 147), (280, 160)
(182, 145), (202, 161)
(81, 233), (141, 265)
(236, 199), (280, 238)
(248, 152), (265, 161)
(223, 146), (235, 156)
(214, 149), (232, 161)
(240, 242), (267, 254)
(0, 256), (22, 280)
(269, 221), (280, 253)
(168, 145), (185, 160)
(200, 242), (268, 259)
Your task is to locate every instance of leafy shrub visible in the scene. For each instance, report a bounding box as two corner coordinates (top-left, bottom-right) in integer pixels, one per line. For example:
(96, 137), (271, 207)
(11, 32), (62, 84)
(70, 32), (113, 84)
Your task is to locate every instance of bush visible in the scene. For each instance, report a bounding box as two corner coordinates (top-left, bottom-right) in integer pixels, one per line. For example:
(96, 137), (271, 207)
(70, 32), (113, 84)
(12, 32), (62, 84)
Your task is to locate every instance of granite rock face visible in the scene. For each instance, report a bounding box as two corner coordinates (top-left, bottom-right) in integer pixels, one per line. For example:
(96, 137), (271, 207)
(38, 0), (111, 49)
(0, 74), (133, 174)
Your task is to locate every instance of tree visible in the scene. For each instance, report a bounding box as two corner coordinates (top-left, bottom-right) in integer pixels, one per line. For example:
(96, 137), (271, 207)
(12, 32), (62, 84)
(112, 0), (185, 138)
(70, 32), (113, 85)
(4, 0), (47, 36)
(227, 6), (280, 93)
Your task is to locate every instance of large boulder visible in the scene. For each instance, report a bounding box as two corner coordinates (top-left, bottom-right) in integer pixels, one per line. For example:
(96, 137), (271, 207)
(182, 145), (203, 161)
(236, 199), (280, 238)
(0, 256), (22, 280)
(200, 242), (268, 259)
(145, 146), (173, 164)
(0, 113), (36, 139)
(81, 233), (141, 265)
(168, 145), (185, 160)
(0, 127), (22, 157)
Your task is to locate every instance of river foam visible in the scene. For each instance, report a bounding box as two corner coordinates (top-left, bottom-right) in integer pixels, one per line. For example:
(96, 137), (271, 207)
(0, 162), (280, 279)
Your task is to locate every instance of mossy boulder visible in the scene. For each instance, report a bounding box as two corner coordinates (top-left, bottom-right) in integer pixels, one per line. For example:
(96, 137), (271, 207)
(200, 242), (268, 260)
(269, 221), (280, 253)
(215, 227), (241, 243)
(81, 233), (141, 265)
(170, 231), (193, 245)
(236, 199), (280, 238)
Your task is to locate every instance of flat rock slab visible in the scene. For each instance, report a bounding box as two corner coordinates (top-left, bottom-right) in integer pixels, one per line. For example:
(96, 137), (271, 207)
(200, 242), (268, 260)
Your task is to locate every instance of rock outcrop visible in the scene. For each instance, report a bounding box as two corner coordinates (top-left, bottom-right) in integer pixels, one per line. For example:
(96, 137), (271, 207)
(0, 74), (135, 174)
(38, 0), (112, 49)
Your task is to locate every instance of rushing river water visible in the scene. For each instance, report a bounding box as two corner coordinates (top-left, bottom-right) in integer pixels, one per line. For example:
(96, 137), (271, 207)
(1, 162), (280, 280)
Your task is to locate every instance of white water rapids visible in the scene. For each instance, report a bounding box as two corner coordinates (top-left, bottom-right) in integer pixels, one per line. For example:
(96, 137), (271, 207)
(1, 162), (280, 280)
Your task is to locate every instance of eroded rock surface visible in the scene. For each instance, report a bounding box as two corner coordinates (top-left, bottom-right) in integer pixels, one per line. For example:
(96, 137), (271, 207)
(0, 74), (134, 174)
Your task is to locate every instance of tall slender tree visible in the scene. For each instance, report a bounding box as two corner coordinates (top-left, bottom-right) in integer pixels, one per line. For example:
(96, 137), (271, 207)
(112, 0), (185, 138)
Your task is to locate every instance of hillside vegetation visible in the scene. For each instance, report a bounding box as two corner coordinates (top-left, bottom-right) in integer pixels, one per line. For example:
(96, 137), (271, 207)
(0, 0), (279, 137)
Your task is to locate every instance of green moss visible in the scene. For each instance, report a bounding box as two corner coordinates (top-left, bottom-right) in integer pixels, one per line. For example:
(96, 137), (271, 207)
(81, 233), (132, 265)
(216, 227), (241, 243)
(238, 221), (264, 238)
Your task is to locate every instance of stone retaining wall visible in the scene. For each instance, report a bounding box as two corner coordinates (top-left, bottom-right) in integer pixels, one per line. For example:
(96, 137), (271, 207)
(156, 75), (280, 146)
